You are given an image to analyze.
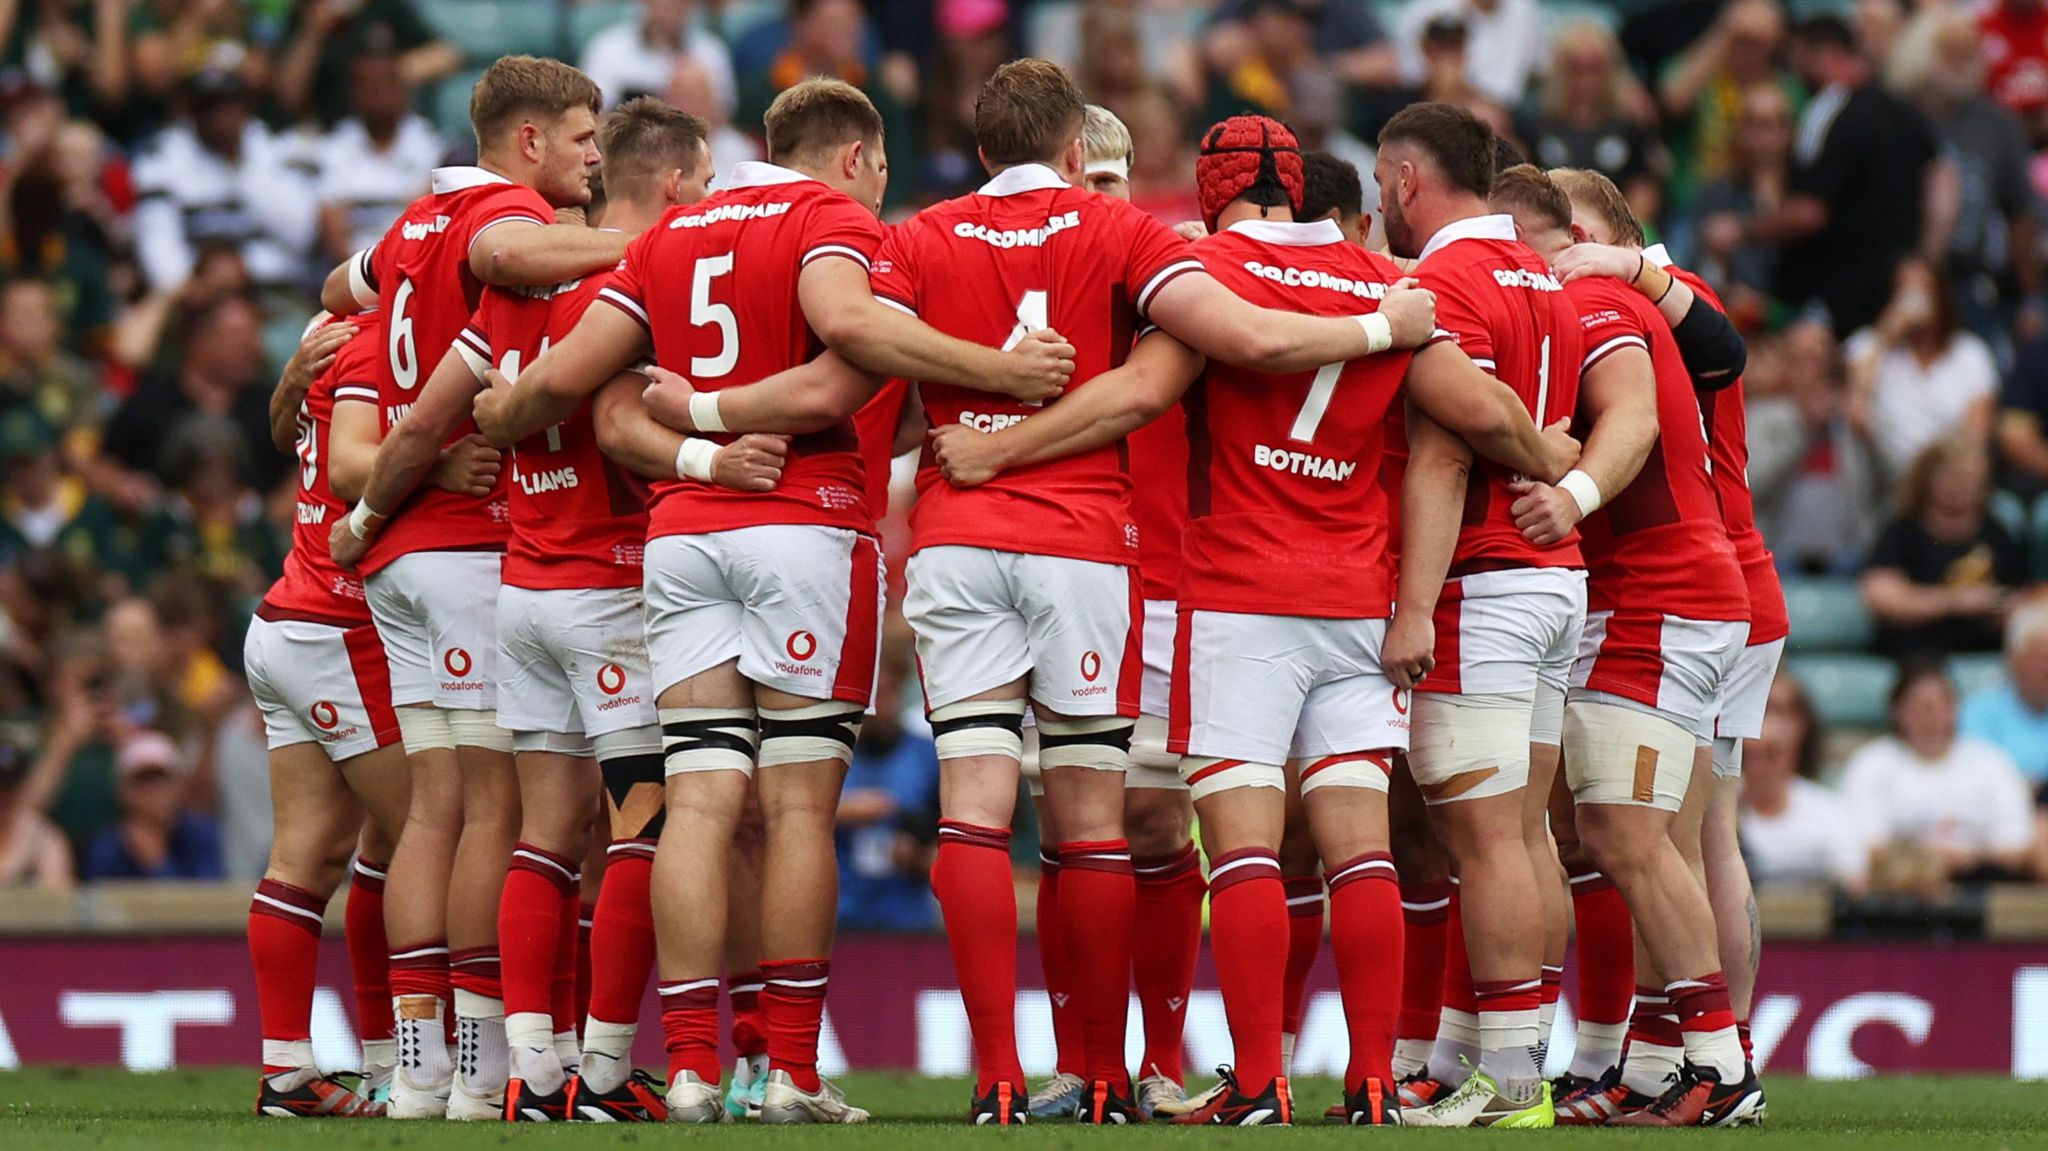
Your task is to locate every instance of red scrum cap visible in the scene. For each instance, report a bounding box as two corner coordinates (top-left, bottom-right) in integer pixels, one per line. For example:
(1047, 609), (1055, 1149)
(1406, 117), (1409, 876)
(1196, 114), (1305, 232)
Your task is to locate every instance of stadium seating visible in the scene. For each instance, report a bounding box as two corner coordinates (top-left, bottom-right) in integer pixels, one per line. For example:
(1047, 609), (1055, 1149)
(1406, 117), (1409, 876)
(571, 0), (635, 53)
(434, 68), (487, 143)
(420, 0), (566, 64)
(1782, 575), (1874, 653)
(1786, 652), (1894, 729)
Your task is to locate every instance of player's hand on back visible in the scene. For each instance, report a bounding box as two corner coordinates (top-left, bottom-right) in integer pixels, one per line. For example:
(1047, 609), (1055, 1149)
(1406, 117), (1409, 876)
(1172, 220), (1209, 242)
(1535, 416), (1580, 484)
(1380, 608), (1436, 690)
(929, 423), (1009, 487)
(1379, 278), (1438, 350)
(1508, 476), (1581, 546)
(710, 434), (789, 492)
(432, 433), (502, 497)
(472, 369), (518, 446)
(995, 329), (1075, 404)
(285, 321), (356, 395)
(1550, 242), (1641, 284)
(641, 365), (699, 431)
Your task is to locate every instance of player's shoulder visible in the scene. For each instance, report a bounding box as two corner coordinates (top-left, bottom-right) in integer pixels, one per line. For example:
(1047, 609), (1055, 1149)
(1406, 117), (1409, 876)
(1565, 274), (1652, 323)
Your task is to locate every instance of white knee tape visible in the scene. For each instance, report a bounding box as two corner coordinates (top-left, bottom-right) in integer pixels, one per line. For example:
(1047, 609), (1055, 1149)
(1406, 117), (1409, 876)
(1531, 678), (1566, 747)
(1126, 714), (1182, 783)
(1036, 716), (1133, 772)
(593, 725), (663, 760)
(930, 699), (1026, 762)
(448, 709), (513, 752)
(1181, 756), (1285, 801)
(1710, 735), (1742, 780)
(660, 707), (759, 776)
(1297, 751), (1394, 796)
(513, 729), (594, 756)
(397, 707), (456, 754)
(758, 702), (862, 767)
(1407, 692), (1532, 804)
(1561, 695), (1694, 812)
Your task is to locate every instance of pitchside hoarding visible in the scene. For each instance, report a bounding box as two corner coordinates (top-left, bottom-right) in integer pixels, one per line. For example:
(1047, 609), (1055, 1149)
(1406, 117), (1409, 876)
(0, 937), (2043, 1078)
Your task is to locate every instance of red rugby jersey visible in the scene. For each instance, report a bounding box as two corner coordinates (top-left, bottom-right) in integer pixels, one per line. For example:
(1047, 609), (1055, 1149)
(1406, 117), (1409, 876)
(354, 166), (540, 574)
(263, 315), (378, 625)
(459, 271), (649, 591)
(1129, 404), (1189, 602)
(853, 377), (910, 518)
(1177, 219), (1411, 618)
(868, 162), (1204, 565)
(1647, 245), (1790, 644)
(600, 162), (880, 539)
(1566, 276), (1747, 622)
(1412, 214), (1584, 572)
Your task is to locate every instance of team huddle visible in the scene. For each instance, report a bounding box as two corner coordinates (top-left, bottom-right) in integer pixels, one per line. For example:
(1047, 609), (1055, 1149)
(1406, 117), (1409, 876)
(237, 48), (1785, 1131)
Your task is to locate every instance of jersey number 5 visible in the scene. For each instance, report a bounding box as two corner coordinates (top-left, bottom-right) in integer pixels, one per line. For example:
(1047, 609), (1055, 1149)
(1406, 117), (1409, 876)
(692, 254), (739, 379)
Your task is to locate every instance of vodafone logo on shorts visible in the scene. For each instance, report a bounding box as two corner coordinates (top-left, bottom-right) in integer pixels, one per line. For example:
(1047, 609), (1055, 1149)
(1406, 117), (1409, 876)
(443, 648), (473, 678)
(787, 631), (818, 661)
(597, 664), (627, 696)
(310, 701), (340, 730)
(1392, 687), (1410, 715)
(1080, 651), (1102, 682)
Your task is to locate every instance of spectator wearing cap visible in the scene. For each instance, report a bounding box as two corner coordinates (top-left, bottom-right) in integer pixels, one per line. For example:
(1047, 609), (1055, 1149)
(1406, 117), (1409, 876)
(273, 0), (458, 128)
(313, 52), (443, 266)
(130, 68), (317, 293)
(580, 0), (737, 113)
(1961, 605), (2048, 788)
(1750, 13), (1940, 338)
(80, 730), (222, 881)
(0, 733), (72, 891)
(1395, 0), (1542, 110)
(0, 409), (142, 588)
(101, 293), (283, 496)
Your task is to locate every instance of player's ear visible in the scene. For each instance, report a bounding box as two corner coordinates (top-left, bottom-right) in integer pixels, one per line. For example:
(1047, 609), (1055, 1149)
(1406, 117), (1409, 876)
(517, 119), (542, 164)
(977, 145), (992, 176)
(1569, 221), (1593, 245)
(843, 138), (864, 181)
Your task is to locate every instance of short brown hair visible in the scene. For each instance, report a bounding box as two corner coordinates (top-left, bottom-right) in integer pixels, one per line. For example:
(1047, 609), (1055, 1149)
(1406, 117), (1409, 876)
(975, 59), (1085, 168)
(470, 55), (602, 145)
(763, 78), (884, 164)
(1489, 164), (1571, 233)
(1548, 167), (1646, 247)
(1378, 102), (1495, 197)
(602, 96), (708, 203)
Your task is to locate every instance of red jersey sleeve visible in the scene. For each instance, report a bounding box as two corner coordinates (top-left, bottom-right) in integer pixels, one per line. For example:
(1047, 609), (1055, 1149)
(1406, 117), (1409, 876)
(1418, 264), (1495, 370)
(869, 218), (921, 314)
(800, 195), (886, 273)
(1108, 198), (1204, 317)
(329, 317), (383, 406)
(455, 298), (492, 372)
(597, 230), (654, 333)
(458, 185), (552, 264)
(1575, 283), (1654, 375)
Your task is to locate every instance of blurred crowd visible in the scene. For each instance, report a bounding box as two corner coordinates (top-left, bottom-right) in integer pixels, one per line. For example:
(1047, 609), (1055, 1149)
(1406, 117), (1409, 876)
(5, 0), (2048, 917)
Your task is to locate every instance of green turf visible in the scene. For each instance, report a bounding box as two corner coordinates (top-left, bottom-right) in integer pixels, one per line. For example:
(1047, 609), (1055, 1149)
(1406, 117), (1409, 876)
(2, 1069), (2045, 1149)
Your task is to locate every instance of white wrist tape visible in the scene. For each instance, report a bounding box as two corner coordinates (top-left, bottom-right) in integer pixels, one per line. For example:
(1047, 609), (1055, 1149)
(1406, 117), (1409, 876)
(1558, 469), (1603, 518)
(1357, 312), (1394, 355)
(675, 438), (719, 481)
(347, 500), (384, 540)
(687, 390), (726, 433)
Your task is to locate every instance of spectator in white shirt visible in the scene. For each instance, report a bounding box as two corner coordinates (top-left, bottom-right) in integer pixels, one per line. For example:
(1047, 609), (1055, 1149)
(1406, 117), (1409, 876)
(665, 55), (760, 183)
(314, 53), (444, 265)
(1396, 0), (1543, 109)
(131, 70), (318, 293)
(1840, 662), (2039, 885)
(1844, 256), (1999, 483)
(581, 0), (737, 115)
(1739, 672), (1870, 894)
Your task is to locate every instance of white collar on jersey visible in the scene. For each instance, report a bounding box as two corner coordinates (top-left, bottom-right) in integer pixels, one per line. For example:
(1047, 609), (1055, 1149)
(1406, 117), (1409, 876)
(1414, 212), (1517, 265)
(430, 165), (514, 194)
(978, 162), (1069, 197)
(722, 160), (816, 189)
(1642, 242), (1673, 269)
(1223, 218), (1345, 247)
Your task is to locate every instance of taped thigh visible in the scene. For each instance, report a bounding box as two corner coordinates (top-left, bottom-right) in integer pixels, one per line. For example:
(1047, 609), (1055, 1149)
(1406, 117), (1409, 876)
(930, 698), (1026, 762)
(758, 702), (863, 767)
(1406, 692), (1533, 805)
(1296, 749), (1396, 796)
(1180, 756), (1286, 801)
(514, 729), (594, 756)
(397, 706), (456, 755)
(660, 707), (759, 777)
(598, 725), (667, 840)
(448, 709), (513, 753)
(1562, 693), (1695, 812)
(1036, 715), (1133, 772)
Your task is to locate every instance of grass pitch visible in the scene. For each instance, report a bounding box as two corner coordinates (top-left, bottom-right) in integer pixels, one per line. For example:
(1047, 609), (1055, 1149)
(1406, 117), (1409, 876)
(3, 1069), (2046, 1150)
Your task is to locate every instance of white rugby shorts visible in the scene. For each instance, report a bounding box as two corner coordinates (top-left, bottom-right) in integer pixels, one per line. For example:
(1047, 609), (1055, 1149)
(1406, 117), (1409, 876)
(1569, 610), (1750, 735)
(244, 614), (401, 760)
(643, 525), (882, 706)
(903, 546), (1138, 718)
(1169, 609), (1410, 772)
(364, 550), (504, 710)
(1129, 599), (1184, 789)
(1419, 567), (1587, 702)
(1708, 636), (1785, 779)
(497, 585), (658, 740)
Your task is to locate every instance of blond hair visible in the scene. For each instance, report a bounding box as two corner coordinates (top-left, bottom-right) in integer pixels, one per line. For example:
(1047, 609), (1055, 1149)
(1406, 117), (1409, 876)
(470, 55), (602, 146)
(763, 77), (884, 164)
(1548, 166), (1646, 248)
(1489, 164), (1572, 233)
(1082, 104), (1132, 169)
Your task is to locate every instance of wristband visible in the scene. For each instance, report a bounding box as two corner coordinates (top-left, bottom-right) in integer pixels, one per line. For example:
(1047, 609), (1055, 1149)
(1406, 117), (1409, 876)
(688, 390), (726, 434)
(1356, 312), (1394, 354)
(676, 437), (720, 481)
(346, 499), (385, 541)
(1557, 469), (1603, 519)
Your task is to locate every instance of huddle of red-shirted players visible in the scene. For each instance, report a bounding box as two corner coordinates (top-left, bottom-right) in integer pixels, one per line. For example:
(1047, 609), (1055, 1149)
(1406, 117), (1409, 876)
(237, 49), (1784, 1131)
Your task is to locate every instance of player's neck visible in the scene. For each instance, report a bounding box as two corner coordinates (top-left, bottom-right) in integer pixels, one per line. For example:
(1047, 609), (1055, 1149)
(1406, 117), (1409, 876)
(1416, 192), (1495, 250)
(600, 198), (664, 235)
(1215, 202), (1297, 230)
(474, 150), (539, 192)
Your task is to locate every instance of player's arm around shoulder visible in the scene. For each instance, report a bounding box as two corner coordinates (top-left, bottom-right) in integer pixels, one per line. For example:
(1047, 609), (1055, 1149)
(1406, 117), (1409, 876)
(1143, 268), (1436, 375)
(468, 218), (631, 288)
(1403, 340), (1579, 483)
(591, 370), (788, 492)
(931, 329), (1203, 487)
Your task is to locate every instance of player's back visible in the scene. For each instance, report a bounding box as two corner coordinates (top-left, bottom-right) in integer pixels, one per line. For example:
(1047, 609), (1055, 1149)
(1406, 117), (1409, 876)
(1414, 226), (1583, 571)
(1179, 220), (1411, 618)
(360, 168), (545, 571)
(1565, 275), (1745, 622)
(467, 274), (649, 591)
(603, 163), (879, 537)
(870, 164), (1201, 565)
(267, 314), (380, 623)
